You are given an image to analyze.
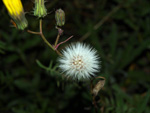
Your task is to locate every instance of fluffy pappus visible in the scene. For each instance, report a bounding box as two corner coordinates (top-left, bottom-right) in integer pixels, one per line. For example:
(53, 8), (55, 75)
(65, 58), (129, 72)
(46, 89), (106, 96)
(58, 42), (101, 81)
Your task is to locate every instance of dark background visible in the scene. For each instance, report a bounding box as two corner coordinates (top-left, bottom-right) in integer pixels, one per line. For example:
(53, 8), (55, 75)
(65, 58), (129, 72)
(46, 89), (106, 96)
(0, 0), (150, 113)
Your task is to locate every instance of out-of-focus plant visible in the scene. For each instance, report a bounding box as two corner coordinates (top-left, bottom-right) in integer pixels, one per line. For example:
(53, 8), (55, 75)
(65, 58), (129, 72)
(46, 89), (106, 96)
(2, 0), (150, 112)
(2, 0), (105, 112)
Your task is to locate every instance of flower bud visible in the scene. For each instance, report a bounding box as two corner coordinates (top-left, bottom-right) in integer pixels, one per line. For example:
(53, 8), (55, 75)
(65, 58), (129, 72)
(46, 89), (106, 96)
(2, 0), (28, 30)
(34, 0), (47, 18)
(55, 9), (65, 27)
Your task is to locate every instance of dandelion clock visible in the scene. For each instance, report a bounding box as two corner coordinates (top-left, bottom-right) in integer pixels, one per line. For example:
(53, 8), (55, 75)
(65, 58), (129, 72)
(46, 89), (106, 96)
(58, 42), (101, 81)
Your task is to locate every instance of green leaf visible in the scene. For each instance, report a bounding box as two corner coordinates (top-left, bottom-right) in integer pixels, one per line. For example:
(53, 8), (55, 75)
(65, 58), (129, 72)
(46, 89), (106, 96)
(120, 39), (150, 69)
(36, 59), (49, 70)
(109, 24), (118, 58)
(137, 90), (150, 113)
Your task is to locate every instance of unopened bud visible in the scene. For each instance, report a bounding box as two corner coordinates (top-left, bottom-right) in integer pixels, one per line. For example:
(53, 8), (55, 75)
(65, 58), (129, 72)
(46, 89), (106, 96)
(55, 9), (65, 27)
(34, 0), (47, 18)
(2, 0), (28, 30)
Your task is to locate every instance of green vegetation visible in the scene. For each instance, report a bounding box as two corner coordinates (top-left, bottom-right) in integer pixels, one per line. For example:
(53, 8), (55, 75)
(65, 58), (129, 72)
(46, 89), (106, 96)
(0, 0), (150, 113)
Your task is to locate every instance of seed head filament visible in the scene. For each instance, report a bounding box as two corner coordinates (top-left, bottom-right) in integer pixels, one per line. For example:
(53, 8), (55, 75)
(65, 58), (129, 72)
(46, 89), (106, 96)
(70, 55), (85, 71)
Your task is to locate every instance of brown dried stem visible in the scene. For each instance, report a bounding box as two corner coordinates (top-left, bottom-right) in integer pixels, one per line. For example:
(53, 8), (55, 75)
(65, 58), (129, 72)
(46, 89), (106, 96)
(79, 4), (121, 41)
(90, 76), (106, 113)
(90, 79), (99, 113)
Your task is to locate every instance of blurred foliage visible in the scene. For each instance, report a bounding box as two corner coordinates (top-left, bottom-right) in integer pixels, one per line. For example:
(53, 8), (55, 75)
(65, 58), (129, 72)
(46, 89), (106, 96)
(0, 0), (150, 113)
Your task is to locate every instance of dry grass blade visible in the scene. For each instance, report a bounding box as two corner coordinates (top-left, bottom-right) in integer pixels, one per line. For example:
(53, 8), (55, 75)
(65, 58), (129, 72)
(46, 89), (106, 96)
(92, 77), (105, 96)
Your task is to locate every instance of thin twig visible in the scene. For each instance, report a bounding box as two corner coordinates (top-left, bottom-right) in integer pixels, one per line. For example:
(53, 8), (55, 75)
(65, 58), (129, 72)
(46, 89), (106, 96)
(93, 5), (121, 30)
(93, 95), (98, 113)
(27, 30), (40, 35)
(27, 19), (59, 53)
(39, 19), (55, 51)
(55, 50), (62, 56)
(27, 28), (54, 51)
(27, 18), (66, 56)
(79, 5), (121, 41)
(55, 34), (60, 47)
(90, 79), (99, 113)
(55, 35), (73, 50)
(39, 19), (42, 33)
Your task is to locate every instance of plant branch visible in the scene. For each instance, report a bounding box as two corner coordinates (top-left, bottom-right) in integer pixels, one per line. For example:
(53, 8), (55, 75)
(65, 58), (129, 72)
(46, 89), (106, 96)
(27, 30), (40, 35)
(55, 35), (73, 50)
(27, 19), (63, 55)
(39, 19), (55, 51)
(90, 79), (99, 113)
(55, 34), (60, 47)
(79, 4), (121, 41)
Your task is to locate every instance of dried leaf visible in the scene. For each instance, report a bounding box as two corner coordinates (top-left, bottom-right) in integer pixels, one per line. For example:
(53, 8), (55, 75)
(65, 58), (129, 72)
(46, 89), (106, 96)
(92, 79), (105, 96)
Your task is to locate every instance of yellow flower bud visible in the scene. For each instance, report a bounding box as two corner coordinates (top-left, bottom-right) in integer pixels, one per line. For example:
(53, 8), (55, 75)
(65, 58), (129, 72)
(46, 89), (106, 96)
(34, 0), (47, 18)
(2, 0), (28, 30)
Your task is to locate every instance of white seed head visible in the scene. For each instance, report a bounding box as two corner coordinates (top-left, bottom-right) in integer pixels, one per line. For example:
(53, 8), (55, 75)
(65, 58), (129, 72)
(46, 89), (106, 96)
(58, 42), (100, 81)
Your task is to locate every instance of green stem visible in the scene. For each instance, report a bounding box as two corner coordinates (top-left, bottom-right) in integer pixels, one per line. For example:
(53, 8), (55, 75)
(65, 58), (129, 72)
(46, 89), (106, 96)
(39, 19), (55, 51)
(27, 30), (40, 35)
(54, 34), (60, 47)
(27, 19), (62, 56)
